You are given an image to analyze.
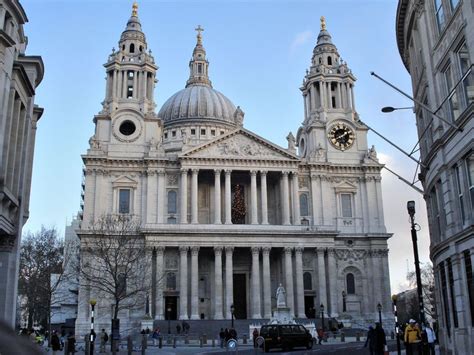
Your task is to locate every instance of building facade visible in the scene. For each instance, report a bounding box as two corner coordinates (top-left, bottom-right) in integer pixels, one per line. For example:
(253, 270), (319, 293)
(396, 0), (473, 353)
(0, 0), (44, 327)
(76, 4), (393, 335)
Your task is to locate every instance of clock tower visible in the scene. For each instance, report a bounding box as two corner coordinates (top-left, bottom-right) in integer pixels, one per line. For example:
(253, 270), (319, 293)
(296, 17), (372, 164)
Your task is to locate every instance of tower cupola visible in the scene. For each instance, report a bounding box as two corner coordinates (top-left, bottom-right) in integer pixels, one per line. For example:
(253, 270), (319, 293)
(119, 2), (147, 56)
(186, 26), (212, 88)
(311, 16), (340, 68)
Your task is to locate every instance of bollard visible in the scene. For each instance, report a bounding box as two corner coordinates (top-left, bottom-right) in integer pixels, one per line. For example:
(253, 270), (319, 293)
(391, 331), (395, 340)
(341, 332), (345, 342)
(173, 336), (176, 348)
(141, 334), (147, 355)
(356, 332), (360, 342)
(203, 334), (207, 345)
(159, 336), (162, 348)
(200, 337), (203, 347)
(212, 338), (215, 347)
(85, 335), (90, 355)
(184, 335), (189, 344)
(127, 335), (133, 355)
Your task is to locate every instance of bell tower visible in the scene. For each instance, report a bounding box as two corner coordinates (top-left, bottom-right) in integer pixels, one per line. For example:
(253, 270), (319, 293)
(102, 2), (158, 115)
(296, 17), (371, 163)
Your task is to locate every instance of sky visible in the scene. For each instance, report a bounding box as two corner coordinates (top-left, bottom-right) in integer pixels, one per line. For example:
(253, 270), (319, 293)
(21, 0), (430, 294)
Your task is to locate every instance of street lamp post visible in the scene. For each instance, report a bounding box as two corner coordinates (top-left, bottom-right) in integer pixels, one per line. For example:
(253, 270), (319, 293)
(89, 299), (96, 355)
(230, 304), (235, 329)
(377, 303), (382, 326)
(342, 291), (347, 313)
(407, 201), (425, 325)
(167, 307), (171, 334)
(392, 295), (401, 355)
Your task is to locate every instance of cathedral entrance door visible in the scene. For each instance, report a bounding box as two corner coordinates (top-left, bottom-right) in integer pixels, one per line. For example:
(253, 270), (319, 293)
(233, 274), (247, 319)
(165, 296), (178, 320)
(304, 295), (315, 319)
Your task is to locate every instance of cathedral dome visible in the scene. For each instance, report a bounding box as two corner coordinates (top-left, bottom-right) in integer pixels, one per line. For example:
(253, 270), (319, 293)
(158, 84), (237, 125)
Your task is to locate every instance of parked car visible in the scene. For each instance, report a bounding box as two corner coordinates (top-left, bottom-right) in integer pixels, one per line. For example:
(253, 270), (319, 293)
(259, 324), (313, 352)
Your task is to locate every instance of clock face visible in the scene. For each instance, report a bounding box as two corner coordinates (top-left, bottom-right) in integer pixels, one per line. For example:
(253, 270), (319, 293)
(328, 123), (355, 150)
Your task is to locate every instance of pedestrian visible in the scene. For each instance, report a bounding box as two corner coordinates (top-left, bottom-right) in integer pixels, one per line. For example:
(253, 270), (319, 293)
(51, 330), (61, 355)
(317, 328), (324, 345)
(229, 328), (237, 340)
(404, 319), (421, 355)
(364, 326), (375, 354)
(99, 329), (108, 353)
(176, 323), (181, 334)
(224, 328), (230, 342)
(146, 327), (150, 334)
(184, 321), (190, 334)
(60, 329), (66, 349)
(140, 328), (146, 335)
(372, 323), (386, 355)
(152, 328), (159, 346)
(66, 332), (76, 355)
(219, 328), (225, 348)
(252, 328), (259, 348)
(424, 323), (436, 355)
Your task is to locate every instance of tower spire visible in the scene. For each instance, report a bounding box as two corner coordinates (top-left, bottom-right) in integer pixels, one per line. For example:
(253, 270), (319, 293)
(320, 16), (326, 31)
(186, 25), (212, 88)
(132, 2), (138, 17)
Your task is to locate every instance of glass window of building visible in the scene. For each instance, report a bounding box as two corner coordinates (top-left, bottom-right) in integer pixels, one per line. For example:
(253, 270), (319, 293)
(467, 154), (474, 209)
(303, 272), (312, 290)
(346, 273), (355, 294)
(443, 63), (460, 120)
(454, 164), (466, 224)
(168, 190), (177, 214)
(119, 189), (131, 214)
(447, 258), (459, 327)
(456, 43), (474, 107)
(341, 193), (352, 218)
(299, 193), (309, 216)
(450, 0), (460, 10)
(439, 262), (451, 336)
(463, 250), (474, 326)
(434, 0), (445, 32)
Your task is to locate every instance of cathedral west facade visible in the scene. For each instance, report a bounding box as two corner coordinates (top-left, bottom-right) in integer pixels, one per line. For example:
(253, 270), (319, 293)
(76, 3), (393, 334)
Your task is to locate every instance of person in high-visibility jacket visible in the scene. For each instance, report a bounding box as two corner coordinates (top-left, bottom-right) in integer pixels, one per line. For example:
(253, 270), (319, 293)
(404, 319), (421, 355)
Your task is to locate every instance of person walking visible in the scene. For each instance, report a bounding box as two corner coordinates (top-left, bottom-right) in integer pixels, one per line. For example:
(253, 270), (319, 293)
(404, 319), (421, 355)
(99, 329), (108, 353)
(219, 328), (225, 348)
(424, 323), (436, 355)
(317, 328), (324, 345)
(372, 323), (386, 355)
(51, 330), (61, 355)
(152, 328), (159, 346)
(252, 328), (259, 348)
(176, 323), (181, 334)
(364, 326), (375, 354)
(66, 332), (76, 355)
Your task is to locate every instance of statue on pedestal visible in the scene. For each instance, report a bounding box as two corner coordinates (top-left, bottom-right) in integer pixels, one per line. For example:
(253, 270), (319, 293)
(276, 283), (287, 309)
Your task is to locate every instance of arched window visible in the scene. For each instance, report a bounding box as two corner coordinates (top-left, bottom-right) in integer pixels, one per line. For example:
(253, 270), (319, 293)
(303, 272), (312, 290)
(130, 43), (135, 53)
(346, 273), (355, 294)
(327, 56), (332, 65)
(299, 193), (309, 216)
(168, 191), (177, 214)
(166, 273), (176, 290)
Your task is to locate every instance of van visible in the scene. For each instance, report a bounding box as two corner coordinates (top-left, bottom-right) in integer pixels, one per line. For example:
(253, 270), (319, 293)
(259, 324), (313, 352)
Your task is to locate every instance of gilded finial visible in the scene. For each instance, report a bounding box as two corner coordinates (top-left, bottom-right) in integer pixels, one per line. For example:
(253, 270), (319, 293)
(132, 2), (138, 17)
(320, 16), (326, 31)
(195, 25), (204, 45)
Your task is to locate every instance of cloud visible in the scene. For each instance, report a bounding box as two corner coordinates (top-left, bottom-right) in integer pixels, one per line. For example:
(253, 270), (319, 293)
(290, 30), (313, 54)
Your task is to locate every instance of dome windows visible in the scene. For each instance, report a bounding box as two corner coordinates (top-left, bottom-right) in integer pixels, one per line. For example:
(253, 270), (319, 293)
(327, 56), (332, 65)
(130, 43), (135, 53)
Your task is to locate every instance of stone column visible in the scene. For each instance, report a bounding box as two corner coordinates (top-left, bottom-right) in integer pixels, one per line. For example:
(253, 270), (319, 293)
(284, 247), (295, 316)
(250, 170), (258, 224)
(190, 246), (200, 319)
(179, 246), (188, 319)
(155, 246), (165, 319)
(311, 83), (317, 110)
(292, 172), (301, 225)
(327, 248), (338, 317)
(122, 71), (127, 98)
(112, 70), (117, 98)
(317, 248), (328, 312)
(371, 250), (382, 315)
(251, 247), (262, 318)
(319, 81), (325, 109)
(214, 247), (224, 319)
(281, 172), (290, 225)
(143, 72), (147, 100)
(214, 169), (222, 224)
(380, 249), (392, 312)
(225, 247), (234, 318)
(157, 170), (166, 224)
(295, 247), (306, 318)
(191, 169), (199, 224)
(180, 169), (188, 224)
(336, 82), (342, 108)
(225, 170), (232, 224)
(260, 171), (269, 225)
(146, 171), (157, 223)
(262, 247), (272, 319)
(133, 71), (138, 98)
(350, 84), (356, 111)
(303, 93), (308, 118)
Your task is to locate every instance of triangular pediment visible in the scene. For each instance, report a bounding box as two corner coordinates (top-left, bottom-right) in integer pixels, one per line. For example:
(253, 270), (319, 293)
(112, 175), (138, 188)
(181, 129), (299, 161)
(334, 180), (357, 193)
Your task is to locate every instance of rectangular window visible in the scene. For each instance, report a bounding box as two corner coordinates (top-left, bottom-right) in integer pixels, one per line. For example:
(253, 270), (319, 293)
(164, 132), (168, 139)
(456, 43), (474, 108)
(429, 186), (441, 241)
(127, 86), (133, 98)
(211, 129), (216, 136)
(450, 0), (460, 10)
(443, 63), (460, 120)
(220, 130), (225, 135)
(464, 250), (474, 326)
(128, 71), (134, 78)
(447, 258), (459, 327)
(191, 129), (196, 136)
(439, 261), (451, 336)
(454, 164), (466, 224)
(434, 0), (445, 32)
(341, 193), (352, 218)
(172, 130), (176, 137)
(201, 129), (206, 136)
(119, 189), (131, 214)
(467, 154), (474, 209)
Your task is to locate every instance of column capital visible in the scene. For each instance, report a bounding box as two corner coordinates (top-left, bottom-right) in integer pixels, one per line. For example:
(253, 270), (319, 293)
(295, 246), (304, 255)
(282, 171), (290, 176)
(225, 169), (232, 176)
(315, 247), (326, 255)
(156, 246), (165, 255)
(180, 168), (189, 174)
(250, 170), (258, 176)
(191, 246), (200, 255)
(191, 168), (199, 174)
(251, 246), (261, 255)
(260, 170), (268, 176)
(179, 246), (189, 254)
(284, 246), (293, 254)
(157, 169), (166, 176)
(327, 247), (336, 257)
(225, 246), (234, 254)
(214, 169), (222, 175)
(214, 246), (223, 255)
(291, 171), (299, 177)
(262, 246), (271, 255)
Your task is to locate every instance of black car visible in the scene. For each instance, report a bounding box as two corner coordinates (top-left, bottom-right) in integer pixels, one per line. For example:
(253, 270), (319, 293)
(259, 324), (313, 352)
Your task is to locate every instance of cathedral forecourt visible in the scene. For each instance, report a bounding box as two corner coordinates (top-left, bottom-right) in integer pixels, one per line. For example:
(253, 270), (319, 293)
(76, 3), (394, 334)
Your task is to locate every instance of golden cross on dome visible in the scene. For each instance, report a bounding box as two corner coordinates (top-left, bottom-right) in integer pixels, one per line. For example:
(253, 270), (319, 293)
(132, 2), (138, 17)
(320, 16), (326, 31)
(195, 25), (204, 44)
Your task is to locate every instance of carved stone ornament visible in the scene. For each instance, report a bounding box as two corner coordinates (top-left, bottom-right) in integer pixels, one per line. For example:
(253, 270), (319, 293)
(334, 249), (368, 261)
(303, 255), (312, 268)
(167, 174), (178, 186)
(233, 106), (245, 127)
(165, 255), (178, 269)
(88, 135), (101, 150)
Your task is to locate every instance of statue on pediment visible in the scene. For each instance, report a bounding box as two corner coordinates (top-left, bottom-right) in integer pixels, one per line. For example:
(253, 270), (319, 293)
(234, 106), (245, 127)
